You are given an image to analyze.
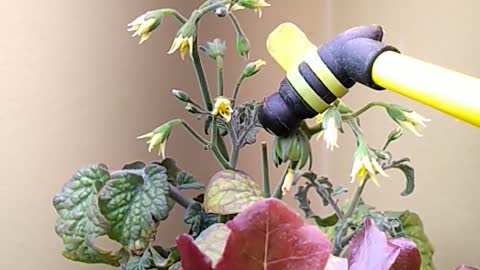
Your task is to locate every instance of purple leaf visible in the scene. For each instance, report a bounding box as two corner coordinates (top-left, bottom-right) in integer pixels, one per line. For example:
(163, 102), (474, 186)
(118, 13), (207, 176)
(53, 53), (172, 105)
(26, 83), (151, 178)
(389, 238), (421, 270)
(176, 234), (213, 270)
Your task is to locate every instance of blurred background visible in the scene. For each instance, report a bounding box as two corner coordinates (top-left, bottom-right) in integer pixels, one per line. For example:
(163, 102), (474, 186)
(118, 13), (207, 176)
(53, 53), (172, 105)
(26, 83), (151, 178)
(1, 0), (479, 269)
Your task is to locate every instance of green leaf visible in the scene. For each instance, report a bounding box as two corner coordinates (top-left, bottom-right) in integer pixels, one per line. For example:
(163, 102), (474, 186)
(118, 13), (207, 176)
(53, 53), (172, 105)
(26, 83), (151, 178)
(294, 184), (338, 227)
(177, 172), (205, 190)
(123, 161), (146, 170)
(157, 158), (181, 184)
(52, 165), (123, 266)
(150, 246), (180, 268)
(204, 170), (263, 215)
(184, 202), (219, 237)
(122, 252), (152, 270)
(194, 223), (231, 267)
(98, 164), (173, 253)
(393, 163), (415, 196)
(399, 211), (436, 270)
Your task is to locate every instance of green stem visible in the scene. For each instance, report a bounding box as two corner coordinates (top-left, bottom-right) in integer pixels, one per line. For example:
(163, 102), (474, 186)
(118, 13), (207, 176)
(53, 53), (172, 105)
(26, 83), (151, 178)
(228, 12), (244, 38)
(229, 107), (258, 168)
(342, 101), (389, 119)
(211, 117), (233, 169)
(299, 120), (323, 139)
(272, 166), (290, 199)
(216, 56), (224, 96)
(192, 41), (213, 111)
(316, 185), (344, 220)
(261, 142), (271, 197)
(162, 9), (188, 24)
(345, 177), (368, 218)
(181, 121), (209, 145)
(232, 75), (245, 108)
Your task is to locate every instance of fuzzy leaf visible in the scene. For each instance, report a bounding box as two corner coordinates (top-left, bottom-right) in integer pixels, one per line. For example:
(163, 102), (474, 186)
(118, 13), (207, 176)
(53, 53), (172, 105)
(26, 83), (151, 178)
(399, 211), (435, 270)
(184, 202), (219, 237)
(98, 164), (172, 253)
(177, 172), (205, 190)
(393, 163), (415, 196)
(122, 253), (152, 270)
(177, 199), (332, 270)
(53, 165), (123, 266)
(204, 170), (263, 215)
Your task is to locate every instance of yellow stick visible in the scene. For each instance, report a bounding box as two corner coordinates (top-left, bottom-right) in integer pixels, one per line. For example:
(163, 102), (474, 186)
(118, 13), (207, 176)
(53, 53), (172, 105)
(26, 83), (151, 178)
(372, 51), (480, 127)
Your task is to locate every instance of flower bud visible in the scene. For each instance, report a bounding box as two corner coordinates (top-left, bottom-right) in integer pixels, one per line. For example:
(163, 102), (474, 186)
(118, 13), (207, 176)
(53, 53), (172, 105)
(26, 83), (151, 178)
(205, 38), (227, 60)
(272, 129), (311, 170)
(242, 59), (266, 77)
(171, 89), (191, 103)
(236, 33), (250, 59)
(137, 119), (182, 158)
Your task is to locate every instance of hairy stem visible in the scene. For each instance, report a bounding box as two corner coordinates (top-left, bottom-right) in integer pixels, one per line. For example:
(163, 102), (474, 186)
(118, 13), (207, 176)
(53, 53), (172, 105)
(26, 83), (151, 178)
(342, 101), (389, 119)
(169, 184), (194, 208)
(216, 56), (224, 96)
(232, 75), (245, 108)
(261, 142), (271, 197)
(300, 120), (323, 139)
(345, 177), (368, 218)
(229, 107), (258, 168)
(211, 117), (233, 169)
(162, 9), (187, 24)
(272, 166), (290, 199)
(181, 121), (209, 145)
(192, 41), (213, 111)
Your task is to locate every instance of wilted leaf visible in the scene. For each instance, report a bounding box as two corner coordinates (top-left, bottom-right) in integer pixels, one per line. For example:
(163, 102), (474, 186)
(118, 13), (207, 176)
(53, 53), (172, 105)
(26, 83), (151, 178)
(399, 211), (435, 270)
(53, 165), (123, 266)
(177, 198), (332, 270)
(177, 172), (205, 190)
(194, 224), (231, 267)
(98, 164), (172, 253)
(184, 202), (219, 237)
(204, 170), (263, 215)
(348, 218), (421, 270)
(393, 163), (415, 196)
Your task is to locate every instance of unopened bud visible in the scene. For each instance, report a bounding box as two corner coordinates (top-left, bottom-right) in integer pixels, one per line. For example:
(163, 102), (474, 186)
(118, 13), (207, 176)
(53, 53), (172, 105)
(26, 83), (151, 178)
(171, 89), (191, 103)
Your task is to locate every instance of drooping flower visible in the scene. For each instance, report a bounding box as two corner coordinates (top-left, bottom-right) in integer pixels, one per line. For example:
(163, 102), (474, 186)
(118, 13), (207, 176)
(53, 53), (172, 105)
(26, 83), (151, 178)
(212, 97), (233, 122)
(128, 11), (162, 44)
(137, 120), (181, 158)
(386, 104), (430, 137)
(316, 107), (343, 151)
(282, 168), (295, 195)
(168, 20), (196, 60)
(231, 0), (271, 17)
(242, 59), (266, 77)
(350, 137), (388, 186)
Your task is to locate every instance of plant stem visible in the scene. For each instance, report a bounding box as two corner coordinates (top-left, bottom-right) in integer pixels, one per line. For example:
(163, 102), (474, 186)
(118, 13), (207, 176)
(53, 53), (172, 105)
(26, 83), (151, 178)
(216, 56), (224, 96)
(229, 107), (258, 168)
(299, 120), (323, 139)
(342, 101), (389, 119)
(169, 184), (194, 208)
(272, 167), (289, 199)
(261, 142), (271, 197)
(192, 41), (213, 111)
(162, 9), (188, 24)
(232, 75), (245, 108)
(181, 121), (209, 145)
(211, 117), (233, 169)
(228, 12), (244, 39)
(316, 185), (344, 220)
(345, 177), (368, 218)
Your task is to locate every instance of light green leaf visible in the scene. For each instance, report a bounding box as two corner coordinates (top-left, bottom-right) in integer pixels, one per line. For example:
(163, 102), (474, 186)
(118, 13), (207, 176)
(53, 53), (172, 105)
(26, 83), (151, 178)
(204, 170), (263, 214)
(194, 223), (231, 267)
(52, 165), (123, 266)
(399, 211), (436, 270)
(98, 164), (173, 253)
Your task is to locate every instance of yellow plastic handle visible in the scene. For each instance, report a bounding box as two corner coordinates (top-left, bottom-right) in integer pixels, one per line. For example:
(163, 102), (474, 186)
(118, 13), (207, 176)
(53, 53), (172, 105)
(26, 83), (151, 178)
(372, 51), (480, 127)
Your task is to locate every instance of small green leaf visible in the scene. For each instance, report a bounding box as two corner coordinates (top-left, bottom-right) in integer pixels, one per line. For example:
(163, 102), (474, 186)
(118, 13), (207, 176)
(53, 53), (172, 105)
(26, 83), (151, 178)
(98, 165), (173, 253)
(399, 211), (436, 270)
(194, 223), (231, 267)
(157, 158), (181, 184)
(184, 202), (219, 237)
(294, 184), (339, 227)
(150, 246), (180, 268)
(122, 161), (146, 170)
(122, 252), (152, 270)
(393, 163), (415, 196)
(204, 170), (263, 215)
(177, 172), (205, 190)
(53, 165), (124, 266)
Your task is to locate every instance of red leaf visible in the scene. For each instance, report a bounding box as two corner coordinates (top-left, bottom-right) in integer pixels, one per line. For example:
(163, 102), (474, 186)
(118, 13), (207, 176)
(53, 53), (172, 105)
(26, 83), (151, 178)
(348, 218), (400, 270)
(389, 238), (421, 270)
(214, 198), (331, 270)
(176, 234), (213, 270)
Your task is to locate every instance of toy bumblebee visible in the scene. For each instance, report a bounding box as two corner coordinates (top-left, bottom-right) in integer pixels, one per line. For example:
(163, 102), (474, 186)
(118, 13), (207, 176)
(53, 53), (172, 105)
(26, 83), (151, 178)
(258, 23), (480, 136)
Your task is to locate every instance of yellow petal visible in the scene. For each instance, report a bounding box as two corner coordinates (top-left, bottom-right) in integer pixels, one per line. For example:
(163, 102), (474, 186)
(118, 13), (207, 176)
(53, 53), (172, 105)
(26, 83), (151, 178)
(168, 37), (182, 54)
(282, 169), (295, 195)
(137, 132), (153, 139)
(372, 158), (388, 177)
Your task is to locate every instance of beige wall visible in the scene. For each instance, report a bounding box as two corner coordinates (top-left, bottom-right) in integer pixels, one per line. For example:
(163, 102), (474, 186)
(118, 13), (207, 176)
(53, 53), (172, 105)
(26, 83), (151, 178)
(1, 0), (479, 269)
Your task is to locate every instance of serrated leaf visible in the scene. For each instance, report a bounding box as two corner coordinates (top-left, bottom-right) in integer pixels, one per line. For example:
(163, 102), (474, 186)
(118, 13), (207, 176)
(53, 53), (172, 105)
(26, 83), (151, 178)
(53, 165), (123, 266)
(393, 163), (415, 196)
(98, 164), (172, 253)
(194, 224), (231, 267)
(184, 202), (219, 237)
(204, 170), (263, 215)
(177, 172), (205, 190)
(399, 211), (436, 270)
(294, 184), (338, 227)
(122, 252), (152, 270)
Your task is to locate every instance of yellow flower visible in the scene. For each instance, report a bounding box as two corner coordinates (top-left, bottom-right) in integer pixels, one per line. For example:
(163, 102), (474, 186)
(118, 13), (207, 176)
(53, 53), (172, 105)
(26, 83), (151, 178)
(386, 104), (430, 137)
(243, 59), (267, 77)
(282, 168), (295, 195)
(232, 0), (271, 17)
(350, 138), (388, 186)
(168, 35), (194, 60)
(212, 97), (233, 122)
(128, 13), (161, 44)
(137, 120), (181, 158)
